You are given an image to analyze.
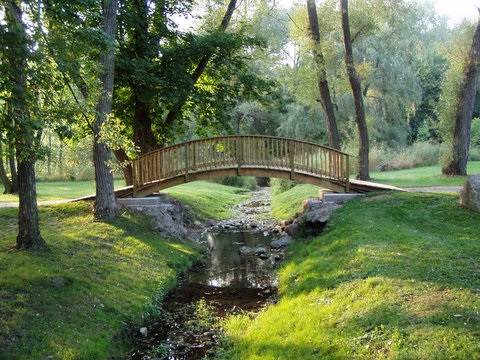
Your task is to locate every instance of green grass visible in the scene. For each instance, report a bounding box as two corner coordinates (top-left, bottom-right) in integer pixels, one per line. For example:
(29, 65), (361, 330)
(165, 181), (251, 220)
(0, 179), (126, 202)
(271, 183), (319, 220)
(221, 189), (480, 359)
(0, 182), (247, 360)
(369, 161), (480, 187)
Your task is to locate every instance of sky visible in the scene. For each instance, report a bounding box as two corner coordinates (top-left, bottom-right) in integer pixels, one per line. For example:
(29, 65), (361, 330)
(431, 0), (479, 25)
(278, 0), (480, 26)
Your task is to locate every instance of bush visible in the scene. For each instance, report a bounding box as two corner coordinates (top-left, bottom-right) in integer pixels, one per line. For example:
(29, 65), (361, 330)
(370, 142), (440, 171)
(270, 178), (297, 196)
(471, 118), (480, 147)
(212, 176), (258, 190)
(469, 146), (480, 161)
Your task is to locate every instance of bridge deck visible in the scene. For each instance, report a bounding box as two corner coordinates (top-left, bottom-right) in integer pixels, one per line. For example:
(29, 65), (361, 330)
(132, 135), (351, 197)
(128, 135), (404, 197)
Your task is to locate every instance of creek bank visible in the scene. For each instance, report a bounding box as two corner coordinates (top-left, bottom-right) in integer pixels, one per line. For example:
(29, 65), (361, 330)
(279, 198), (342, 237)
(123, 187), (343, 359)
(124, 188), (281, 359)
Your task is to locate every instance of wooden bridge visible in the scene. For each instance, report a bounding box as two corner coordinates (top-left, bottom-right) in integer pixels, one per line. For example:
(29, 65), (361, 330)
(131, 135), (354, 197)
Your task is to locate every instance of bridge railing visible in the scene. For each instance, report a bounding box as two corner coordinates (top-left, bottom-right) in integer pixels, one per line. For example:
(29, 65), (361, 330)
(133, 135), (350, 193)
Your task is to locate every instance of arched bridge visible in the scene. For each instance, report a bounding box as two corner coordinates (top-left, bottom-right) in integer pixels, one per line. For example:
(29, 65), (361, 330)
(132, 135), (352, 197)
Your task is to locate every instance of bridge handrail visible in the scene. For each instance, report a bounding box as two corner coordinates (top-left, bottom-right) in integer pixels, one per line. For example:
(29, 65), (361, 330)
(132, 135), (350, 193)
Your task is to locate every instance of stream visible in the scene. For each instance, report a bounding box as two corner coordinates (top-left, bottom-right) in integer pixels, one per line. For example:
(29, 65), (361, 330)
(126, 188), (284, 359)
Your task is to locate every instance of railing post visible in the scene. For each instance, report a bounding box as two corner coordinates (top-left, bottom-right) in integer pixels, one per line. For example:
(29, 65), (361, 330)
(345, 154), (350, 193)
(185, 144), (189, 182)
(289, 140), (295, 180)
(192, 142), (196, 171)
(237, 136), (243, 176)
(132, 159), (137, 196)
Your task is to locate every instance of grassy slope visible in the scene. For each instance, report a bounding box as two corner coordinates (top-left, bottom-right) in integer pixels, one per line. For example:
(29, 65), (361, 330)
(165, 182), (251, 220)
(370, 161), (480, 187)
(222, 189), (480, 359)
(0, 182), (248, 360)
(0, 179), (126, 202)
(271, 183), (319, 220)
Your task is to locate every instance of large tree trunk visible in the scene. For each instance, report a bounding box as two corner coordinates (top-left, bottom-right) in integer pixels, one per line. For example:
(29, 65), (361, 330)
(306, 0), (340, 150)
(93, 0), (118, 218)
(16, 158), (44, 249)
(340, 0), (370, 180)
(4, 0), (45, 249)
(442, 16), (480, 176)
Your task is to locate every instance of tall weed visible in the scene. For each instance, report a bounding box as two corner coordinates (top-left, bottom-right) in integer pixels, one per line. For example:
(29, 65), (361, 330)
(370, 142), (440, 171)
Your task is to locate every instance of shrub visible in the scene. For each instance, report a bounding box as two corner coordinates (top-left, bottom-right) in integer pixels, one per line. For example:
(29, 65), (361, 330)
(471, 118), (480, 147)
(469, 146), (480, 161)
(212, 176), (258, 190)
(270, 178), (297, 196)
(371, 142), (440, 171)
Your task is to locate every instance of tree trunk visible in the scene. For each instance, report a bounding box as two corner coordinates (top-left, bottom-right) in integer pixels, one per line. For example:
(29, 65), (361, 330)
(0, 158), (13, 194)
(0, 142), (14, 194)
(306, 0), (340, 150)
(113, 148), (133, 186)
(4, 0), (45, 249)
(93, 0), (118, 218)
(16, 158), (45, 249)
(442, 16), (480, 176)
(340, 0), (370, 180)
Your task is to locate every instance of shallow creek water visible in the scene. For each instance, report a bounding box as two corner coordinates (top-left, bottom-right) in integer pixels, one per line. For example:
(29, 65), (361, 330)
(127, 189), (281, 359)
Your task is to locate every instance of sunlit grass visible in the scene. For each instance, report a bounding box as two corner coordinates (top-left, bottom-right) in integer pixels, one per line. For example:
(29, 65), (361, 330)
(271, 183), (318, 220)
(222, 191), (480, 359)
(166, 181), (251, 220)
(0, 201), (202, 359)
(0, 181), (251, 359)
(0, 179), (126, 202)
(369, 161), (480, 187)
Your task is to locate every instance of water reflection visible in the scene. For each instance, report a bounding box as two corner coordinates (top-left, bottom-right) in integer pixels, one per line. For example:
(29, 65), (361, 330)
(191, 229), (277, 288)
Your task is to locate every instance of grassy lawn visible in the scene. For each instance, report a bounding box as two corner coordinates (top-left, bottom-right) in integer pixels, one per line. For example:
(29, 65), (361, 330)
(369, 161), (480, 187)
(0, 179), (126, 202)
(165, 181), (251, 220)
(0, 182), (248, 360)
(222, 189), (480, 359)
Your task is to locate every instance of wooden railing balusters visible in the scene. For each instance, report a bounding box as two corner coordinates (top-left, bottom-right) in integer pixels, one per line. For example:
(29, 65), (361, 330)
(133, 135), (350, 194)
